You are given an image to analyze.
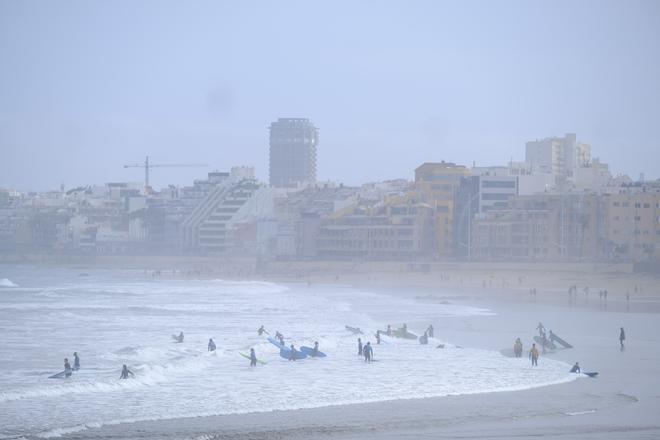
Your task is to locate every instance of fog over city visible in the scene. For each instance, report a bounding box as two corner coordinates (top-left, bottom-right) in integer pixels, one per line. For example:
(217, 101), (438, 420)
(1, 2), (660, 440)
(1, 0), (659, 191)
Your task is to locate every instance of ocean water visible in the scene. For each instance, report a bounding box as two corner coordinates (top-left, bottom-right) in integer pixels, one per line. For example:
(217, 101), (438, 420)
(0, 266), (576, 439)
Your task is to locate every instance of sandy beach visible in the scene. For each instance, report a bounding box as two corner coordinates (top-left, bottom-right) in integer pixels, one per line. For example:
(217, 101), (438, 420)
(51, 270), (660, 440)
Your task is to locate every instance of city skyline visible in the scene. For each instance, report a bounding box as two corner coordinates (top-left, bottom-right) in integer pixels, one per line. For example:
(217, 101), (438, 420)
(2, 1), (659, 191)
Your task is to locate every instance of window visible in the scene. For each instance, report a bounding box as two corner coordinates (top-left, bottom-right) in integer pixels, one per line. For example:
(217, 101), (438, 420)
(481, 193), (511, 200)
(644, 203), (650, 208)
(481, 180), (516, 188)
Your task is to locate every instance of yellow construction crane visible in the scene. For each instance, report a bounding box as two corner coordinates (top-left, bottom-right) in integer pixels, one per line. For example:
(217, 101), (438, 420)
(123, 156), (207, 191)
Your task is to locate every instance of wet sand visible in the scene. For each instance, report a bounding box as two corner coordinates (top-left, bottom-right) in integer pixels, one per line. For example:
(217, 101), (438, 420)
(64, 280), (660, 440)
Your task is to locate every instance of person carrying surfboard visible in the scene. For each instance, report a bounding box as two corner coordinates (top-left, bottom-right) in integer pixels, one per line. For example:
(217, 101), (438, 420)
(64, 358), (72, 378)
(120, 364), (134, 379)
(73, 352), (80, 370)
(250, 348), (258, 367)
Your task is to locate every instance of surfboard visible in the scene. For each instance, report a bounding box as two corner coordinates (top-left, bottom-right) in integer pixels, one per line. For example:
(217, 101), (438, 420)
(584, 371), (598, 378)
(279, 347), (307, 360)
(550, 332), (573, 349)
(533, 336), (556, 349)
(48, 370), (70, 379)
(300, 346), (327, 358)
(392, 329), (418, 340)
(239, 352), (267, 365)
(345, 325), (363, 334)
(267, 336), (286, 349)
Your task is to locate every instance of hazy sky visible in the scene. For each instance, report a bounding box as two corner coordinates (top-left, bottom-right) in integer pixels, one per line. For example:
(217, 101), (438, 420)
(1, 0), (659, 191)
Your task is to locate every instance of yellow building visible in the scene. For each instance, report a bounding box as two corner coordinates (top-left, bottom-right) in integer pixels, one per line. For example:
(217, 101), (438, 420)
(414, 162), (470, 256)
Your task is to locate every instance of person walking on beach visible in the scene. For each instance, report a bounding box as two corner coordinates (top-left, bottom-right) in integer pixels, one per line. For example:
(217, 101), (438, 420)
(363, 342), (373, 363)
(250, 348), (258, 367)
(120, 364), (134, 379)
(357, 338), (363, 356)
(514, 338), (523, 358)
(73, 352), (80, 370)
(619, 327), (626, 348)
(208, 338), (216, 352)
(64, 358), (72, 378)
(529, 343), (539, 366)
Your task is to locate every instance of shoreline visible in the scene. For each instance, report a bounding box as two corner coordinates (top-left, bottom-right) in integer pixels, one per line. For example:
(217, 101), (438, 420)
(33, 277), (660, 440)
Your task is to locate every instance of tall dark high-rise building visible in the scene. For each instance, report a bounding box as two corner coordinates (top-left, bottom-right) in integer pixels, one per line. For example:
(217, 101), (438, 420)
(269, 118), (318, 187)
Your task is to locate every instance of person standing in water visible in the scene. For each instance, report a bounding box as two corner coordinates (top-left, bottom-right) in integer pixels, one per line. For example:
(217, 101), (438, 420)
(357, 338), (363, 356)
(386, 325), (392, 336)
(208, 338), (216, 352)
(312, 341), (319, 357)
(619, 327), (626, 348)
(514, 338), (523, 358)
(258, 325), (266, 336)
(363, 342), (373, 363)
(427, 325), (434, 338)
(288, 344), (297, 361)
(375, 330), (381, 345)
(64, 358), (72, 378)
(250, 348), (257, 367)
(120, 364), (134, 379)
(570, 362), (581, 373)
(73, 352), (80, 370)
(529, 343), (539, 366)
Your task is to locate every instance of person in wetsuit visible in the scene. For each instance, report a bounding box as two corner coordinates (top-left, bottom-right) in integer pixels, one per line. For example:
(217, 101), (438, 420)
(250, 348), (257, 367)
(375, 330), (381, 345)
(363, 342), (373, 363)
(312, 341), (319, 357)
(357, 338), (363, 356)
(208, 338), (216, 352)
(73, 352), (80, 370)
(386, 325), (392, 336)
(288, 344), (297, 361)
(174, 332), (184, 343)
(529, 343), (539, 367)
(64, 358), (72, 378)
(427, 325), (434, 338)
(120, 364), (134, 379)
(258, 325), (266, 336)
(514, 338), (523, 358)
(619, 327), (626, 348)
(570, 362), (581, 373)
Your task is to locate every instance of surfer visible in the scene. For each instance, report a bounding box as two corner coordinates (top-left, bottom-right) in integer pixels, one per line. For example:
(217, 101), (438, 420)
(288, 344), (297, 361)
(363, 342), (373, 363)
(514, 338), (523, 357)
(570, 362), (581, 373)
(120, 364), (134, 379)
(73, 352), (80, 370)
(258, 325), (266, 336)
(419, 331), (428, 345)
(619, 327), (626, 348)
(357, 338), (363, 356)
(402, 323), (408, 333)
(208, 338), (216, 352)
(536, 322), (545, 338)
(250, 348), (257, 367)
(312, 341), (319, 357)
(529, 343), (539, 367)
(375, 330), (381, 345)
(427, 325), (434, 338)
(64, 358), (72, 378)
(173, 332), (184, 343)
(386, 325), (392, 336)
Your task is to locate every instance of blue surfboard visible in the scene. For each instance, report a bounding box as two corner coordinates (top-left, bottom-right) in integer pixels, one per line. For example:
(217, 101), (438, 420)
(279, 347), (307, 360)
(48, 370), (70, 379)
(300, 346), (327, 358)
(267, 336), (286, 349)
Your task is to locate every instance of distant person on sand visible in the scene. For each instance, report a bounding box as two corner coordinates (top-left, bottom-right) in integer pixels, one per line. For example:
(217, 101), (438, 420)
(73, 352), (80, 370)
(250, 348), (257, 367)
(619, 327), (626, 348)
(208, 338), (216, 352)
(120, 364), (134, 379)
(288, 344), (297, 361)
(363, 342), (373, 363)
(357, 338), (363, 356)
(529, 343), (539, 366)
(64, 358), (72, 378)
(514, 338), (523, 357)
(570, 362), (581, 373)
